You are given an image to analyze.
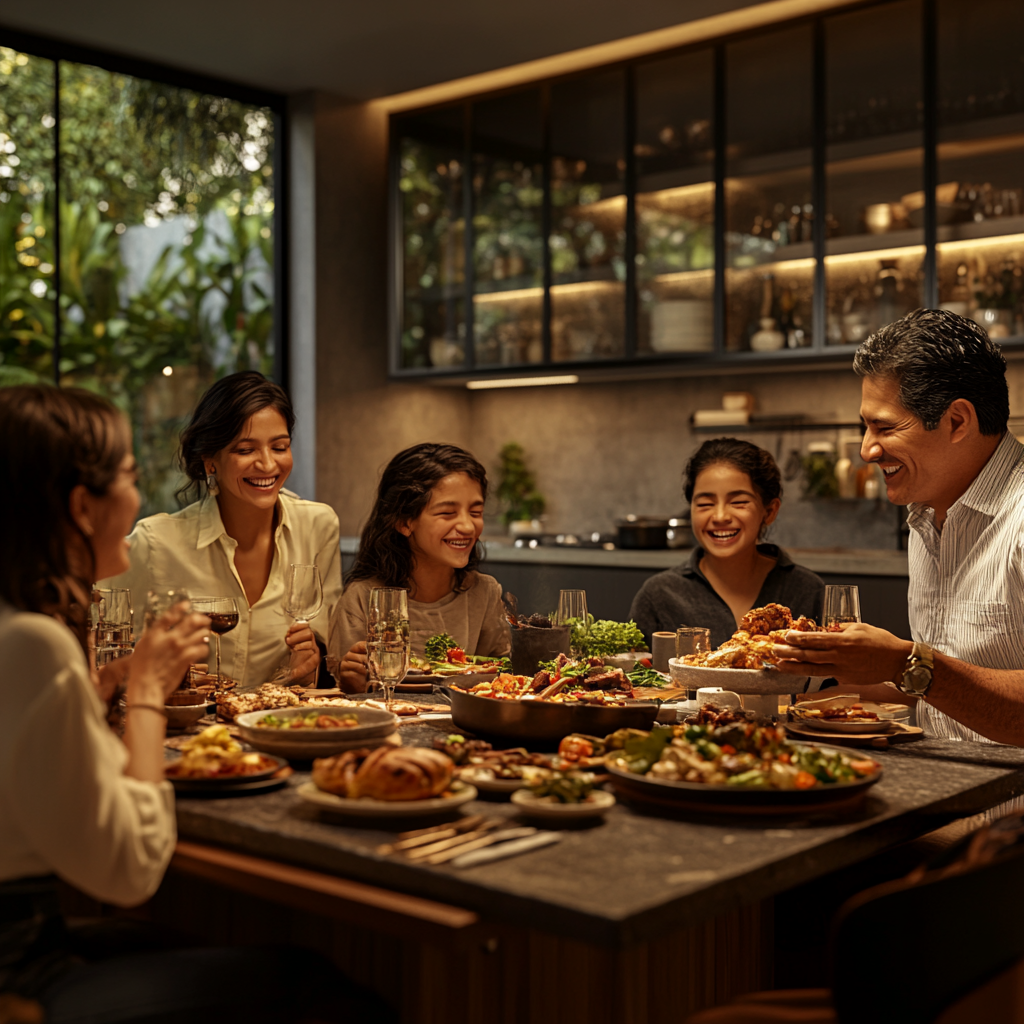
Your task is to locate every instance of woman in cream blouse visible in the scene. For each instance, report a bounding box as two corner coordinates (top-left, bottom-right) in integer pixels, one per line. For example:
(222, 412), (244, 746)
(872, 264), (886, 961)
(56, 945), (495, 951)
(105, 372), (341, 691)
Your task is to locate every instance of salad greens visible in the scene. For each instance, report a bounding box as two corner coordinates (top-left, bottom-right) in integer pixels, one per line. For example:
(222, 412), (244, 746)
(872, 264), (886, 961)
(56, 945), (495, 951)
(558, 615), (647, 657)
(424, 633), (459, 661)
(627, 665), (669, 689)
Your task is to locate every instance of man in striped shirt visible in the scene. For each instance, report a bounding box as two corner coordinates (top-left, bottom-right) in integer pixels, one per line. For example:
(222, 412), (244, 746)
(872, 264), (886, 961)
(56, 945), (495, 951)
(777, 308), (1024, 745)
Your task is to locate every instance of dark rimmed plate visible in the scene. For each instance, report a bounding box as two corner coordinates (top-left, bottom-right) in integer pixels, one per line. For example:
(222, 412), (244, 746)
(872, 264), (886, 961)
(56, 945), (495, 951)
(605, 750), (882, 815)
(170, 771), (291, 797)
(165, 753), (287, 790)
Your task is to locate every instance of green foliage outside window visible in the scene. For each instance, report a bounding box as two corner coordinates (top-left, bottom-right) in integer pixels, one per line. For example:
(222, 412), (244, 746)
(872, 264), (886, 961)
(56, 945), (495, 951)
(0, 49), (276, 515)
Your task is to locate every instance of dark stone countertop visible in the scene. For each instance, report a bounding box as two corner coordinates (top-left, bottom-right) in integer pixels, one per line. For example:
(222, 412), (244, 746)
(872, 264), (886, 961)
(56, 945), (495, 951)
(174, 708), (1024, 948)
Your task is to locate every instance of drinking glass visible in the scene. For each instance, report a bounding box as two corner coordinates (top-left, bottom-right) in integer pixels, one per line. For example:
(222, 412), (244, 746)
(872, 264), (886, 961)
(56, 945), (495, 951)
(144, 588), (191, 629)
(190, 596), (239, 686)
(676, 626), (712, 700)
(284, 564), (323, 624)
(823, 585), (861, 628)
(367, 588), (410, 642)
(367, 588), (410, 687)
(91, 587), (133, 645)
(367, 639), (410, 709)
(555, 590), (589, 657)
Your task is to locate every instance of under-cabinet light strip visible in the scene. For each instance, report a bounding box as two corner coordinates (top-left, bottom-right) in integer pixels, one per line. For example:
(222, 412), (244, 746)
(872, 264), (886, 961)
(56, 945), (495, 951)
(935, 233), (1024, 253)
(466, 375), (580, 390)
(372, 0), (862, 113)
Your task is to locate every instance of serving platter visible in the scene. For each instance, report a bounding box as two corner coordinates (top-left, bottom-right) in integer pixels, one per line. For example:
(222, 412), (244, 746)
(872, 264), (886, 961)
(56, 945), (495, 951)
(444, 686), (659, 743)
(295, 779), (478, 817)
(169, 772), (292, 797)
(605, 753), (881, 814)
(668, 658), (810, 695)
(235, 705), (397, 758)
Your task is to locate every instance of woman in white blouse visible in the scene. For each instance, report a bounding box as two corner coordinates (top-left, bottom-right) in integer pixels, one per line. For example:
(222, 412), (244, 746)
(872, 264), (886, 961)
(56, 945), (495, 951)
(105, 372), (341, 691)
(0, 386), (389, 1023)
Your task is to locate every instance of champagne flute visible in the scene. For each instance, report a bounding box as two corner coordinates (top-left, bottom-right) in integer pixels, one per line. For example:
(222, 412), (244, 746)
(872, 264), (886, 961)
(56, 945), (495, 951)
(367, 588), (410, 688)
(555, 589), (589, 658)
(823, 585), (861, 629)
(284, 564), (323, 624)
(191, 596), (239, 686)
(367, 587), (410, 642)
(367, 639), (410, 709)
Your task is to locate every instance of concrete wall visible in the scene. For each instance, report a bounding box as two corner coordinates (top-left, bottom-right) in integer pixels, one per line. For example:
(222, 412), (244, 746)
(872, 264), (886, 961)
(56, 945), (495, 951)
(307, 94), (1024, 547)
(310, 94), (471, 535)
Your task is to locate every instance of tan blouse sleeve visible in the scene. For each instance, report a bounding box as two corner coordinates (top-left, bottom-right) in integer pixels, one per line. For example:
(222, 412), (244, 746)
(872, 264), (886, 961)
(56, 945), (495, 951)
(328, 579), (371, 660)
(473, 574), (512, 657)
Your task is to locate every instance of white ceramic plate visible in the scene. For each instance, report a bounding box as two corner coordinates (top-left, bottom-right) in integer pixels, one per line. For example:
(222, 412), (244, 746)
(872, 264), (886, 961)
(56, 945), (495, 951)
(668, 658), (808, 695)
(510, 788), (615, 820)
(295, 779), (477, 817)
(792, 714), (896, 734)
(457, 766), (527, 793)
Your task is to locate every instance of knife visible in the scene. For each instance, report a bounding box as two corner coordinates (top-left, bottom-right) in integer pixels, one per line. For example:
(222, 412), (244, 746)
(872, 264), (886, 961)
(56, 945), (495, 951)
(450, 831), (563, 869)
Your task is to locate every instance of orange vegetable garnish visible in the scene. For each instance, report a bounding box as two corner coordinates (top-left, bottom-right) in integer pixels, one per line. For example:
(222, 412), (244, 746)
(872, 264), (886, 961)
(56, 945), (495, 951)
(794, 771), (817, 790)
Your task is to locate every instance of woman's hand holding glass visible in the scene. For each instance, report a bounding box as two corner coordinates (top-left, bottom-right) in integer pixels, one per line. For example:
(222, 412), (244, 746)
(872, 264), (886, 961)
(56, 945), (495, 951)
(285, 622), (320, 684)
(335, 641), (370, 693)
(129, 603), (212, 704)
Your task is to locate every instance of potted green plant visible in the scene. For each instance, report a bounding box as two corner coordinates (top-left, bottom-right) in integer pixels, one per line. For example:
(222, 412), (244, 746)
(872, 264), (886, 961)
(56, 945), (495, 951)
(496, 442), (546, 535)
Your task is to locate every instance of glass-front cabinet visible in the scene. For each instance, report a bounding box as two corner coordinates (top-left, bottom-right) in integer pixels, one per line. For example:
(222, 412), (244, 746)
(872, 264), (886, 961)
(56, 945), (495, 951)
(390, 0), (1024, 376)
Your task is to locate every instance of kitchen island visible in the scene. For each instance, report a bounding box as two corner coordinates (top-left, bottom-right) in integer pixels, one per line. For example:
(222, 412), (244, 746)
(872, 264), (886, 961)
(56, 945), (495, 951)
(340, 538), (911, 636)
(149, 709), (1022, 1023)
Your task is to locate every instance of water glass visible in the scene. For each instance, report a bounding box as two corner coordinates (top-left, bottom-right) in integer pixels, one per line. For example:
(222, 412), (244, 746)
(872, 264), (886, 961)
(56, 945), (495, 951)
(823, 585), (861, 628)
(676, 626), (711, 699)
(367, 639), (410, 709)
(555, 590), (589, 658)
(91, 587), (133, 645)
(284, 564), (323, 624)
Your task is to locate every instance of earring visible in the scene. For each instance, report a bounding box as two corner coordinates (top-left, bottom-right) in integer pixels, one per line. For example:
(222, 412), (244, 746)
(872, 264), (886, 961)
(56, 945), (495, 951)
(206, 471), (219, 497)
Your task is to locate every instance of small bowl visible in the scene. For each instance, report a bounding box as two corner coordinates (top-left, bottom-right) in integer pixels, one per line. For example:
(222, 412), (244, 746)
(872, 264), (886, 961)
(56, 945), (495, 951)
(511, 788), (615, 821)
(164, 702), (210, 730)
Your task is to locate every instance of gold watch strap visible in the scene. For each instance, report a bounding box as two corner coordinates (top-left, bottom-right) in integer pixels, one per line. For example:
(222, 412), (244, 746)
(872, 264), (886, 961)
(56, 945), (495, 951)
(912, 641), (935, 669)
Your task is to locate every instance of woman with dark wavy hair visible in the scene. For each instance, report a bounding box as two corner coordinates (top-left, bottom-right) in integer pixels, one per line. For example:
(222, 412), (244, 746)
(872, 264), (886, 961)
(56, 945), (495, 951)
(104, 371), (340, 691)
(329, 443), (510, 692)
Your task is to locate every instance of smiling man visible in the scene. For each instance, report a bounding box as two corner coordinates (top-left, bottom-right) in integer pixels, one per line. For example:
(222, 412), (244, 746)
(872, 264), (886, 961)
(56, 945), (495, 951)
(776, 308), (1024, 745)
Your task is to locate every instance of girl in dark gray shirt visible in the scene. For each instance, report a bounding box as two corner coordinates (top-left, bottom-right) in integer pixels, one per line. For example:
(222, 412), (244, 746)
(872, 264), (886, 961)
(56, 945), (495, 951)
(629, 439), (824, 649)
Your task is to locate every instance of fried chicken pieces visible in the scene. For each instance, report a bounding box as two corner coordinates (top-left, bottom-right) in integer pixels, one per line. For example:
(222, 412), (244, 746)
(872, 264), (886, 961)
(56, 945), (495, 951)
(683, 604), (819, 670)
(312, 746), (454, 801)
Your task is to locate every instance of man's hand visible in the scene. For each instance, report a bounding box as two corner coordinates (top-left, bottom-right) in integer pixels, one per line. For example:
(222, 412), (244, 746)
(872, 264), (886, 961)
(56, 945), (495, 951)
(286, 622), (320, 684)
(773, 622), (913, 688)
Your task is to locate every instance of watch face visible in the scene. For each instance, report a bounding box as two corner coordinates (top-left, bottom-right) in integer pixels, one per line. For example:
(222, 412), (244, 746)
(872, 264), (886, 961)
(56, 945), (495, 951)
(905, 665), (931, 693)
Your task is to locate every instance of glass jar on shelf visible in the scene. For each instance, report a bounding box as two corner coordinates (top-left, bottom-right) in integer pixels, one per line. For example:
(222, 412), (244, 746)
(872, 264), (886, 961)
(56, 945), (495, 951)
(471, 88), (546, 368)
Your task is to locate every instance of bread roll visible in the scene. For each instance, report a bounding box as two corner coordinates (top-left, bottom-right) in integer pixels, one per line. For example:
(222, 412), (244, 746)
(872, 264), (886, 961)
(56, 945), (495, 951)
(311, 749), (368, 795)
(351, 747), (453, 800)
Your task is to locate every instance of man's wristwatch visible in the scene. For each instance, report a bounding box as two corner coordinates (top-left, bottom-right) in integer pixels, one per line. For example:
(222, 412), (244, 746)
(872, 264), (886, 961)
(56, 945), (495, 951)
(897, 641), (935, 697)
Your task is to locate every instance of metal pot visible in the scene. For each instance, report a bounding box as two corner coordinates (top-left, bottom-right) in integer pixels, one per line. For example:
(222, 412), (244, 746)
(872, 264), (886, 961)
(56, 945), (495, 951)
(444, 686), (659, 743)
(616, 516), (671, 549)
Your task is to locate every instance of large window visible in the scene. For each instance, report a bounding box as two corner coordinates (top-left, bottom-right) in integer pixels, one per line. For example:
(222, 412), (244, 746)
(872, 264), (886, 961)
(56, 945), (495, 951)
(0, 45), (280, 514)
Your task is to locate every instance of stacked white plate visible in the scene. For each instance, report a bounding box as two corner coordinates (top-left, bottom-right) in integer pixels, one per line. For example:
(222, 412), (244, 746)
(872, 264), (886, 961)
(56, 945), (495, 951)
(650, 300), (713, 352)
(236, 705), (398, 760)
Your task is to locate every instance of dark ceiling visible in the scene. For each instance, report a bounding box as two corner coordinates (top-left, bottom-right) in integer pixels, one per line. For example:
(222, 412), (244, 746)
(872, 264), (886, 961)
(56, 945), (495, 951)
(0, 0), (763, 100)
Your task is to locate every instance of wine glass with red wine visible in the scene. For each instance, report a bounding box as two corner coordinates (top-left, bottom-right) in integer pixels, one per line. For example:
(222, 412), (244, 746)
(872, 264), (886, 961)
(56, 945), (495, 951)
(191, 597), (239, 686)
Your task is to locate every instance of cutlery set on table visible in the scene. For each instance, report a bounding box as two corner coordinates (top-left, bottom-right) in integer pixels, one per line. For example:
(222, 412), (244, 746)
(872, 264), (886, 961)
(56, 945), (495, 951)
(378, 814), (563, 869)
